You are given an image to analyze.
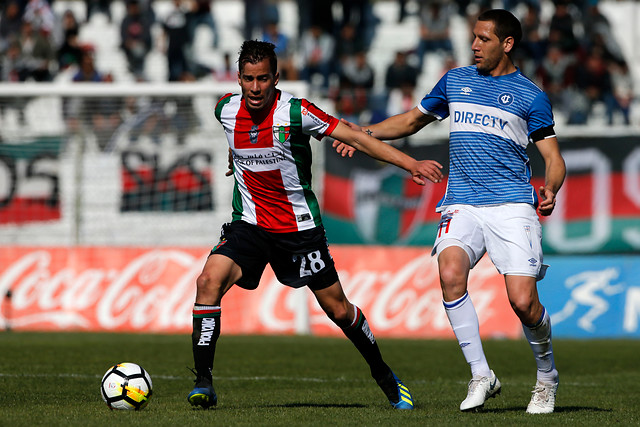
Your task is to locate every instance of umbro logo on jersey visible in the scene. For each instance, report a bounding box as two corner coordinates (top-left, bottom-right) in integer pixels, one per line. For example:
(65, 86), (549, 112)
(499, 93), (514, 105)
(460, 87), (472, 95)
(528, 257), (538, 266)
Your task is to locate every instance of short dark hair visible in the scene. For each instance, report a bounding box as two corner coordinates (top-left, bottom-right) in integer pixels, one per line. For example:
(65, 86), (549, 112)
(477, 9), (522, 50)
(238, 40), (278, 75)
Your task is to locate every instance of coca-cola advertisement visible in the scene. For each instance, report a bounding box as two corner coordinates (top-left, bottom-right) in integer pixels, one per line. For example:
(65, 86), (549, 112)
(0, 246), (520, 338)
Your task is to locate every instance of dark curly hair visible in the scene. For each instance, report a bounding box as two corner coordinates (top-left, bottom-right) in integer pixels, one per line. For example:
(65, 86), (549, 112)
(238, 40), (278, 75)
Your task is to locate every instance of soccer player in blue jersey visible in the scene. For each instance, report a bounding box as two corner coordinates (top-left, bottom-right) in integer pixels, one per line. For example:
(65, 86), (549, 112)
(336, 9), (566, 414)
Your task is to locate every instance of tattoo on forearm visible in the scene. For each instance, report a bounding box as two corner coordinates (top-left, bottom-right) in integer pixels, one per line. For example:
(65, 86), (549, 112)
(365, 128), (373, 137)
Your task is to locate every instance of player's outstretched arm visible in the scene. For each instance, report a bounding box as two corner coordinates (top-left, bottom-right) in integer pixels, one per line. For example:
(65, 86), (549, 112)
(363, 107), (435, 140)
(329, 120), (443, 185)
(332, 108), (436, 158)
(535, 136), (566, 216)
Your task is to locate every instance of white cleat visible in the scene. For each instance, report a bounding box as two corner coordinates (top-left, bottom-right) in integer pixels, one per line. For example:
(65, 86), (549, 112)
(526, 379), (558, 414)
(460, 370), (501, 411)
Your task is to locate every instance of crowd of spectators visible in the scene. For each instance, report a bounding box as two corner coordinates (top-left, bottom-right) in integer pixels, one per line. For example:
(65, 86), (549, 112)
(0, 0), (636, 139)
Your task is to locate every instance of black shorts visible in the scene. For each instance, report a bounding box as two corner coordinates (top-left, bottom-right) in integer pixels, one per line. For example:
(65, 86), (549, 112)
(210, 220), (339, 291)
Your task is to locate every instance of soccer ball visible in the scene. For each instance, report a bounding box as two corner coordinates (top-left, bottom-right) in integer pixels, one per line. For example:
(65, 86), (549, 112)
(100, 362), (153, 410)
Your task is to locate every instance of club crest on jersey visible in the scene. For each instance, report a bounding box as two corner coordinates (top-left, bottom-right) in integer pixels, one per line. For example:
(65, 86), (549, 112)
(498, 93), (514, 105)
(249, 125), (259, 144)
(352, 167), (433, 244)
(273, 125), (290, 143)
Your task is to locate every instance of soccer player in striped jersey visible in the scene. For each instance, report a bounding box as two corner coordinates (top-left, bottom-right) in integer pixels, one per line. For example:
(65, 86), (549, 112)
(336, 9), (566, 414)
(188, 40), (444, 410)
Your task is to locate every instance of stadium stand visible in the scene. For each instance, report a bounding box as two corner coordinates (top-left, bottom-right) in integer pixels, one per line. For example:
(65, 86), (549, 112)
(3, 0), (639, 128)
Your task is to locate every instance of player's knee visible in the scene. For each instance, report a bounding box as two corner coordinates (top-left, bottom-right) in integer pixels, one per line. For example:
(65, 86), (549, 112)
(509, 296), (536, 321)
(323, 303), (350, 327)
(195, 272), (222, 298)
(439, 266), (467, 296)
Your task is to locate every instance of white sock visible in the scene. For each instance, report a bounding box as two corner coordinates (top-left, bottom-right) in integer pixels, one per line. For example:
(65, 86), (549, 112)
(523, 307), (558, 383)
(444, 292), (491, 378)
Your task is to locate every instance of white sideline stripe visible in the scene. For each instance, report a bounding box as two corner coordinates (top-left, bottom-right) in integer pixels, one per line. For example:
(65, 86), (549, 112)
(0, 373), (334, 382)
(0, 372), (588, 387)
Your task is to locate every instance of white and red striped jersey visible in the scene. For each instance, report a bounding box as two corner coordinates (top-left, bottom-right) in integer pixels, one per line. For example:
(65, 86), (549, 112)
(214, 90), (338, 233)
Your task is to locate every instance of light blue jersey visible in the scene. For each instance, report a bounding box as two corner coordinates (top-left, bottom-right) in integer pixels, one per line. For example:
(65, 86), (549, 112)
(418, 66), (555, 210)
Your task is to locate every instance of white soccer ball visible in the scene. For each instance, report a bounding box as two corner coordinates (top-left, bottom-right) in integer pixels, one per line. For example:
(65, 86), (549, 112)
(100, 362), (153, 410)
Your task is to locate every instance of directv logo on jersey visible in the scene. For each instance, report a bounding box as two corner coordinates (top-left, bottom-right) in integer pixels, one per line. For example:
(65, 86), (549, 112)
(453, 111), (508, 129)
(498, 93), (514, 105)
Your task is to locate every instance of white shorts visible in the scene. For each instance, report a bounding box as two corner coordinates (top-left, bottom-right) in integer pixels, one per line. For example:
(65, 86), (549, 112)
(431, 204), (548, 280)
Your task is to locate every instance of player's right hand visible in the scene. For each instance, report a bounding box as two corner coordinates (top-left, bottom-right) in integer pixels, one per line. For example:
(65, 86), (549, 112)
(225, 148), (233, 176)
(332, 139), (356, 157)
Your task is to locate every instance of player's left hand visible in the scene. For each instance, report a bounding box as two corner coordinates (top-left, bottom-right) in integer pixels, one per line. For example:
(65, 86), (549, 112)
(538, 186), (556, 216)
(411, 160), (444, 185)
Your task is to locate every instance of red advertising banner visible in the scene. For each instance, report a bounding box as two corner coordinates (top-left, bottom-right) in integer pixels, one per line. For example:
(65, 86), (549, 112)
(0, 246), (520, 338)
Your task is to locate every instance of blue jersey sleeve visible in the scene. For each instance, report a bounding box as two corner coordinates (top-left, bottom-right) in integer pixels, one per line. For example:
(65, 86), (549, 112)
(527, 91), (555, 139)
(418, 72), (450, 120)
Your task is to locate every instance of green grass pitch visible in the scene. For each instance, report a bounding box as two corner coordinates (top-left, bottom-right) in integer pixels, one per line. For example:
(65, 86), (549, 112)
(1, 332), (639, 426)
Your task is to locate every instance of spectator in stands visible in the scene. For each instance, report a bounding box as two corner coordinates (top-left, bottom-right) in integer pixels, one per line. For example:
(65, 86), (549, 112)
(162, 0), (193, 82)
(243, 0), (279, 40)
(188, 0), (219, 49)
(23, 0), (56, 36)
(214, 51), (235, 81)
(168, 71), (199, 145)
(54, 8), (81, 48)
(0, 1), (24, 51)
(537, 44), (574, 111)
(295, 0), (312, 37)
(339, 50), (374, 92)
(397, 0), (408, 23)
(93, 72), (124, 151)
(502, 0), (540, 14)
(0, 39), (28, 125)
(72, 46), (103, 83)
(57, 28), (83, 71)
(300, 23), (335, 92)
(567, 48), (614, 125)
(122, 75), (164, 145)
(415, 0), (455, 71)
(335, 0), (378, 50)
(84, 0), (112, 23)
(65, 47), (104, 139)
(0, 40), (24, 82)
(608, 60), (633, 126)
(120, 0), (153, 79)
(384, 51), (419, 134)
(262, 19), (297, 80)
(548, 0), (579, 54)
(581, 5), (625, 66)
(17, 19), (55, 81)
(515, 4), (547, 77)
(333, 22), (364, 75)
(56, 10), (83, 71)
(337, 50), (374, 119)
(385, 50), (418, 92)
